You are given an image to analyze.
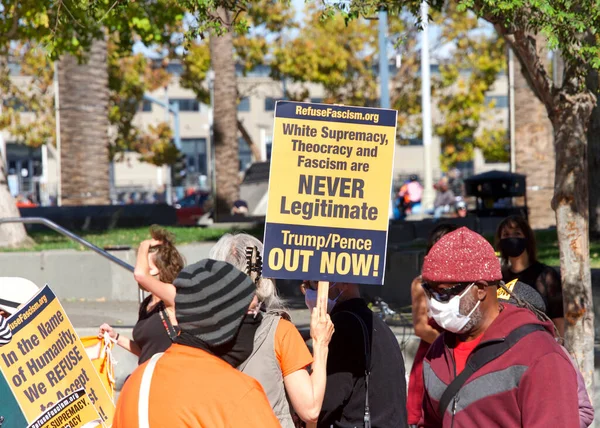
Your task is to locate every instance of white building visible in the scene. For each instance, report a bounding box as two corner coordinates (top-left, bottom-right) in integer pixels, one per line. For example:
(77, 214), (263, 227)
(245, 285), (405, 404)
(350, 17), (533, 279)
(1, 61), (508, 205)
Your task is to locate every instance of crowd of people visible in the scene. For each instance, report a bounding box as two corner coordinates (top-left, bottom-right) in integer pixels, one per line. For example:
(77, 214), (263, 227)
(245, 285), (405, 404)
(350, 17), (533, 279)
(0, 215), (592, 427)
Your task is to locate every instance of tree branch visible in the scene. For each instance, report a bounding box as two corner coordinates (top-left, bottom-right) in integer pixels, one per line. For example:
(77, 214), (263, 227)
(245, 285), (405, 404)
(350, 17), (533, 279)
(471, 5), (555, 115)
(5, 8), (21, 39)
(503, 30), (555, 110)
(237, 119), (262, 161)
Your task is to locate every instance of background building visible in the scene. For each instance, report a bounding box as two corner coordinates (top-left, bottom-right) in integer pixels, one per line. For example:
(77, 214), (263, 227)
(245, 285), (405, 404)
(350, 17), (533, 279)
(1, 61), (509, 206)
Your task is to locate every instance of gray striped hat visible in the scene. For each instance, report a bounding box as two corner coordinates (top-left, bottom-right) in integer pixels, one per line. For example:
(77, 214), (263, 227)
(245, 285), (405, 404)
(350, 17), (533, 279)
(174, 259), (255, 346)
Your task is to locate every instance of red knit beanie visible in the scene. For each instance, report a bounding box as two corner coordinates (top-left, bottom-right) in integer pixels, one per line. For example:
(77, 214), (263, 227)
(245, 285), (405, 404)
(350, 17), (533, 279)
(422, 227), (502, 283)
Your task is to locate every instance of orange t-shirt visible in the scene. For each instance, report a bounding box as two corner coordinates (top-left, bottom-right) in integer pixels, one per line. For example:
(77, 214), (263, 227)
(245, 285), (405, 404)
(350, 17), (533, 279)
(275, 319), (314, 377)
(113, 344), (280, 428)
(453, 334), (484, 374)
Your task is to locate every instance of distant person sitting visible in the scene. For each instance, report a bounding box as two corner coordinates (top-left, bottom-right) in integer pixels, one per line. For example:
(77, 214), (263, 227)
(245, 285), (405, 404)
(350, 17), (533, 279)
(432, 178), (455, 220)
(399, 175), (423, 218)
(232, 199), (249, 216)
(448, 168), (465, 199)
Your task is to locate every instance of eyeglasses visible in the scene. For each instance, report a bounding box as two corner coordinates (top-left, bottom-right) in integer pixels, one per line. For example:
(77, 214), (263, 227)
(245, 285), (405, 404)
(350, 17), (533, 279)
(421, 282), (474, 302)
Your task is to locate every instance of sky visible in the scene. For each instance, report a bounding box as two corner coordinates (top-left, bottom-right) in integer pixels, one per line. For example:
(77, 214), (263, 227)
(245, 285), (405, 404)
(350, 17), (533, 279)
(133, 3), (497, 63)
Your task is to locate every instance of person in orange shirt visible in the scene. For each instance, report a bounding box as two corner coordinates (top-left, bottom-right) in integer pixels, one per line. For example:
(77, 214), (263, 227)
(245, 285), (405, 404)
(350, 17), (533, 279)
(113, 259), (280, 428)
(209, 233), (334, 427)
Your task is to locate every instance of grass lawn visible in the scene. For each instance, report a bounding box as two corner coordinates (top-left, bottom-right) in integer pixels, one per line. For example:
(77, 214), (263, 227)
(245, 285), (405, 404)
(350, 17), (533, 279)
(0, 225), (264, 252)
(411, 229), (600, 269)
(534, 229), (600, 268)
(2, 225), (599, 269)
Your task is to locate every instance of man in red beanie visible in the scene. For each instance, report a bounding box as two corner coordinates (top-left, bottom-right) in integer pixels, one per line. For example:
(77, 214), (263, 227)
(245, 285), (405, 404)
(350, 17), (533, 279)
(418, 227), (578, 428)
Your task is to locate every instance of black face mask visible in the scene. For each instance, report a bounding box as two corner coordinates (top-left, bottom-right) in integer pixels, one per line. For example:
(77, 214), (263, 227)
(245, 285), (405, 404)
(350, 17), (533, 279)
(499, 238), (527, 258)
(175, 313), (262, 368)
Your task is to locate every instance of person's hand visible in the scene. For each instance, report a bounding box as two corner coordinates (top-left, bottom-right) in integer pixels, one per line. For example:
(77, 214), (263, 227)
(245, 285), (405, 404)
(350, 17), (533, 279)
(98, 323), (117, 340)
(149, 238), (162, 247)
(310, 299), (334, 346)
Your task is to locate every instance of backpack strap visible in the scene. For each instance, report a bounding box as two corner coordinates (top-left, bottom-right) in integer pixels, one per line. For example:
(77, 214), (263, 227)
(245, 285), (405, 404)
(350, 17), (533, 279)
(335, 311), (372, 428)
(438, 323), (547, 416)
(138, 352), (164, 428)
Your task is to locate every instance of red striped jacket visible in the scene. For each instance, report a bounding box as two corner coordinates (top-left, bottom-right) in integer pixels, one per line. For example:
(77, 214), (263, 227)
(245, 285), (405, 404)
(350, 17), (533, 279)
(419, 304), (579, 428)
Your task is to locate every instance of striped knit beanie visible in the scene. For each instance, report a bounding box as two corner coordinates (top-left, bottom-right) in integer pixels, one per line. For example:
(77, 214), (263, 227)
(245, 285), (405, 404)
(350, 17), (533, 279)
(174, 259), (255, 346)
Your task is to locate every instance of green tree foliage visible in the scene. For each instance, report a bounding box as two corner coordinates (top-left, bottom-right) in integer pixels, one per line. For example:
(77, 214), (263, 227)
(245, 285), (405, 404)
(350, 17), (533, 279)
(0, 43), (55, 148)
(271, 4), (378, 104)
(388, 4), (508, 169)
(433, 5), (508, 169)
(268, 3), (506, 168)
(107, 38), (178, 165)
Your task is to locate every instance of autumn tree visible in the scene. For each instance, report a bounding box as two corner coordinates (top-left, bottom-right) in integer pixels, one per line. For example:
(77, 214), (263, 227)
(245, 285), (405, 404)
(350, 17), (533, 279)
(333, 0), (599, 390)
(107, 39), (178, 166)
(272, 4), (507, 171)
(433, 5), (507, 170)
(271, 4), (378, 105)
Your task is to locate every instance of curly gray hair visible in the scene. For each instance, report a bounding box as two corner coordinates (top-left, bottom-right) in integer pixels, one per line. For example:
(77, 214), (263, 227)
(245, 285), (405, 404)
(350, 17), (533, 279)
(209, 233), (288, 313)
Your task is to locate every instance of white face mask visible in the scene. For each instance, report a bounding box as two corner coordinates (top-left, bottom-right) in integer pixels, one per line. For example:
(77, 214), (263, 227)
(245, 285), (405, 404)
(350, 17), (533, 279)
(305, 283), (340, 313)
(427, 283), (481, 334)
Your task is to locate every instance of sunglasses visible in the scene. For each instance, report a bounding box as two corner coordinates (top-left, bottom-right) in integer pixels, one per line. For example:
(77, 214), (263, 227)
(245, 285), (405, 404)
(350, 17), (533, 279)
(421, 282), (474, 302)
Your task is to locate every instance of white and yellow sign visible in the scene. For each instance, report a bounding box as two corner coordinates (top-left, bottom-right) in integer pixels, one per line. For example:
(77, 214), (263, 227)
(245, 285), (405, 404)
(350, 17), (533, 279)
(0, 286), (114, 427)
(263, 101), (398, 285)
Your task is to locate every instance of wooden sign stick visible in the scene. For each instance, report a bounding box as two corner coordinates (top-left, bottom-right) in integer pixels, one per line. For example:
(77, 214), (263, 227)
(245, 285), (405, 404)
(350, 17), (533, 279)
(317, 281), (329, 322)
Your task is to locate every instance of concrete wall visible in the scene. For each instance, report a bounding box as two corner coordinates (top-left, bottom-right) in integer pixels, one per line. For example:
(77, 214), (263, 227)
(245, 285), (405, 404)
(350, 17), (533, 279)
(0, 243), (215, 301)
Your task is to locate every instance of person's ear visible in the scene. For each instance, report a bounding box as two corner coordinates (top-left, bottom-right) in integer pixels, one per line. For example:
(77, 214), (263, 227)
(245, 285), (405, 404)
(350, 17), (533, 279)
(476, 281), (489, 300)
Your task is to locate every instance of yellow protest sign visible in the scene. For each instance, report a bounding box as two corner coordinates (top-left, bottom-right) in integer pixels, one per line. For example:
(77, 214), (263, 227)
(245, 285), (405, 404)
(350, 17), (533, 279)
(0, 286), (114, 427)
(263, 101), (397, 285)
(497, 278), (518, 300)
(27, 388), (103, 428)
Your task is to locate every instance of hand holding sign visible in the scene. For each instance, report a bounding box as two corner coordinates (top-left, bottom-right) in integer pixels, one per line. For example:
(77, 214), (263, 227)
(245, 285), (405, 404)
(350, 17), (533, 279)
(310, 284), (334, 346)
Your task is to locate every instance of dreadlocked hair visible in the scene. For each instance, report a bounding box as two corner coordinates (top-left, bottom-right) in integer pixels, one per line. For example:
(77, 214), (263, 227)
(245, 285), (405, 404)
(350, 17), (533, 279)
(148, 225), (185, 284)
(497, 281), (562, 344)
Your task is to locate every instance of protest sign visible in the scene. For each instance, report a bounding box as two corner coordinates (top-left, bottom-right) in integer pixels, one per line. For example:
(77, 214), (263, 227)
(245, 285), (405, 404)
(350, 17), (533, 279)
(263, 101), (397, 285)
(0, 286), (114, 427)
(27, 389), (103, 428)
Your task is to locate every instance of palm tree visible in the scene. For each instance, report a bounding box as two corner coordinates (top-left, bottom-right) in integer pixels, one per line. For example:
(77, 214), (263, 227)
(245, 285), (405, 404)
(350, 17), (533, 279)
(210, 7), (240, 219)
(514, 37), (555, 229)
(57, 38), (110, 206)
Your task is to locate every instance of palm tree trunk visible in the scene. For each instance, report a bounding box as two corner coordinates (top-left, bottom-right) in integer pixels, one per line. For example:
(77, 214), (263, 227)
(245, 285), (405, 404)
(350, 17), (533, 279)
(210, 8), (240, 219)
(57, 38), (110, 206)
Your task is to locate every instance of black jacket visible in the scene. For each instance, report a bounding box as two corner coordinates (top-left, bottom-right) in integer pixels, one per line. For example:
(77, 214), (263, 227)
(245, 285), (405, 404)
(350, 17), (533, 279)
(318, 298), (408, 428)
